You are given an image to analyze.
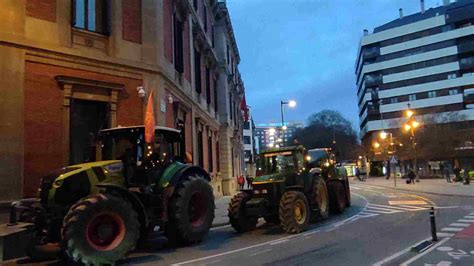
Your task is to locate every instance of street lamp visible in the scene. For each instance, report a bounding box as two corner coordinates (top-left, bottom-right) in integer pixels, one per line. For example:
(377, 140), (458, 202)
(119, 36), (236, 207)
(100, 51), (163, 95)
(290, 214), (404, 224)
(280, 100), (296, 130)
(403, 103), (420, 181)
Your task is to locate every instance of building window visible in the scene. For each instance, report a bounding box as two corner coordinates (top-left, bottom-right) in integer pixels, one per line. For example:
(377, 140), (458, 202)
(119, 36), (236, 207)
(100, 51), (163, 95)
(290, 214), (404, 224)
(194, 50), (202, 94)
(243, 121), (250, 130)
(203, 5), (208, 31)
(213, 77), (218, 111)
(197, 130), (204, 167)
(390, 97), (398, 104)
(244, 136), (251, 144)
(428, 91), (437, 98)
(448, 73), (457, 79)
(409, 94), (417, 101)
(449, 89), (459, 95)
(173, 14), (184, 73)
(206, 67), (211, 104)
(208, 135), (213, 172)
(229, 93), (233, 120)
(73, 0), (109, 35)
(193, 0), (198, 10)
(226, 44), (230, 64)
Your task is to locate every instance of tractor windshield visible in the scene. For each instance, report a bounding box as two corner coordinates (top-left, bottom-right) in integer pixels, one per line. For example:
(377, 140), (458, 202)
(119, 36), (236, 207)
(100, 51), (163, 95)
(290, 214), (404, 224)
(307, 149), (328, 168)
(261, 151), (296, 175)
(101, 127), (145, 166)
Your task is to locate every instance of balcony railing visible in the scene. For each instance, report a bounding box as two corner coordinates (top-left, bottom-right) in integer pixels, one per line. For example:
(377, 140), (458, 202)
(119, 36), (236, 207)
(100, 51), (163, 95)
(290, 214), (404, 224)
(365, 75), (383, 87)
(458, 41), (474, 54)
(460, 56), (474, 70)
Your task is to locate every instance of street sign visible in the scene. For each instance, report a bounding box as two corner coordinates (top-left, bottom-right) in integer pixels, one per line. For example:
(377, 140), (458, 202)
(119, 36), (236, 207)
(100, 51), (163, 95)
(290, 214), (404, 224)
(390, 156), (398, 164)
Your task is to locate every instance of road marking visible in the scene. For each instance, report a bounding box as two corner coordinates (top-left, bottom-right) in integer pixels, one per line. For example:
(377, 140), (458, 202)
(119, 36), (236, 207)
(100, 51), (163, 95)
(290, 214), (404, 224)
(270, 239), (289, 245)
(357, 212), (378, 217)
(373, 238), (432, 266)
(248, 248), (272, 257)
(389, 200), (428, 205)
(464, 215), (474, 219)
(210, 224), (231, 231)
(458, 219), (474, 223)
(400, 237), (450, 266)
(365, 205), (402, 213)
(442, 227), (464, 232)
(449, 223), (470, 227)
(437, 232), (455, 237)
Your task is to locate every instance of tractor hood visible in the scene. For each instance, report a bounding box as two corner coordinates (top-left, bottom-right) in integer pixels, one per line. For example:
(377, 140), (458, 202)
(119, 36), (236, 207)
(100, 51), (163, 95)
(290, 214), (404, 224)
(253, 173), (286, 183)
(53, 160), (123, 182)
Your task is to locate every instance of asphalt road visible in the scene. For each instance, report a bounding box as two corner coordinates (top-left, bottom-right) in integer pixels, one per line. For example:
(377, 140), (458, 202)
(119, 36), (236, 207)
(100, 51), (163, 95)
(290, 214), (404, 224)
(8, 182), (474, 265)
(117, 182), (474, 266)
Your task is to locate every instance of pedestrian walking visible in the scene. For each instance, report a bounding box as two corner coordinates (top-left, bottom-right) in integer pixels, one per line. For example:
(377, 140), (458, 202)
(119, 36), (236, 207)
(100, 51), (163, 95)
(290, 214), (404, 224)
(238, 175), (245, 190)
(453, 167), (461, 182)
(245, 175), (253, 189)
(355, 167), (361, 181)
(408, 169), (416, 184)
(442, 162), (451, 183)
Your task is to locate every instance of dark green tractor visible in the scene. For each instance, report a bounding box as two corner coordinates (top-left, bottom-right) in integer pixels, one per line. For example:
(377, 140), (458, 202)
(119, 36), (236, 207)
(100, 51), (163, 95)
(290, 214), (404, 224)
(228, 146), (350, 234)
(10, 126), (214, 264)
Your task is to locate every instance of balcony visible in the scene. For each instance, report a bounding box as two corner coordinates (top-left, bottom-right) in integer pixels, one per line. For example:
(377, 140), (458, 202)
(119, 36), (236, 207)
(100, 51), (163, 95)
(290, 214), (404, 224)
(460, 56), (474, 70)
(365, 74), (383, 87)
(362, 47), (380, 60)
(464, 89), (474, 104)
(458, 41), (474, 54)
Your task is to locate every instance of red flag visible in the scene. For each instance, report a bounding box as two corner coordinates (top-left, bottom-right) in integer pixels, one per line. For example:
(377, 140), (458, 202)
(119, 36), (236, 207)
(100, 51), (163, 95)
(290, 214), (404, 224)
(240, 96), (249, 121)
(144, 91), (155, 144)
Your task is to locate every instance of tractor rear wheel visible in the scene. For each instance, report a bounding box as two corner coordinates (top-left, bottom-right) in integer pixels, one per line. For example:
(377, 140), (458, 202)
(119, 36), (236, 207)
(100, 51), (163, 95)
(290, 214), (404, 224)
(279, 191), (310, 234)
(61, 194), (140, 265)
(165, 176), (215, 246)
(311, 177), (329, 222)
(228, 192), (258, 232)
(329, 182), (347, 214)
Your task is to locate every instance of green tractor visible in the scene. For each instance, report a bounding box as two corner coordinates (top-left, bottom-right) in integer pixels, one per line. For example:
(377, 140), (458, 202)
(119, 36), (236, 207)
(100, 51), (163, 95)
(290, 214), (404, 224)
(10, 126), (215, 264)
(228, 146), (350, 234)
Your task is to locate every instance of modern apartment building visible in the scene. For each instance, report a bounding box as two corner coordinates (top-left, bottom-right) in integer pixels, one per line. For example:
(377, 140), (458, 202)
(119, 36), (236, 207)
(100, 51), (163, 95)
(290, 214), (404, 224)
(255, 121), (303, 151)
(0, 0), (246, 201)
(356, 0), (474, 158)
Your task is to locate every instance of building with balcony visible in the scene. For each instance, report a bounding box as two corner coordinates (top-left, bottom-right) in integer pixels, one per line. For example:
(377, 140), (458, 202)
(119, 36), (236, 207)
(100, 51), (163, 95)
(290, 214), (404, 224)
(356, 0), (474, 171)
(0, 0), (246, 201)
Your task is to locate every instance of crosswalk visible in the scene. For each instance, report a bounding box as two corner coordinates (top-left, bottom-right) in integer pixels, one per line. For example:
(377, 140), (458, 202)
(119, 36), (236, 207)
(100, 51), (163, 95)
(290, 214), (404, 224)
(439, 212), (474, 237)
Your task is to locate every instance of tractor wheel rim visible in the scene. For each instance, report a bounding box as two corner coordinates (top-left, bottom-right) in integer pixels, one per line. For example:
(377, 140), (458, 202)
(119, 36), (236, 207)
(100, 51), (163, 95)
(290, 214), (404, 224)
(294, 199), (307, 225)
(86, 212), (126, 251)
(189, 191), (207, 227)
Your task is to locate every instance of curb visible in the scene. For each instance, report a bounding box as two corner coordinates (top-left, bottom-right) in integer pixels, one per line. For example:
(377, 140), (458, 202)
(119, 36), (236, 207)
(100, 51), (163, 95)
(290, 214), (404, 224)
(357, 182), (474, 198)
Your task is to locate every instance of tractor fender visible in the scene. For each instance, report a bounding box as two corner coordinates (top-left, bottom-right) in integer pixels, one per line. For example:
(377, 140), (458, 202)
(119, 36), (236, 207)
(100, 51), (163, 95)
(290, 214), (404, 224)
(96, 184), (149, 231)
(325, 179), (348, 198)
(284, 185), (305, 192)
(169, 165), (211, 187)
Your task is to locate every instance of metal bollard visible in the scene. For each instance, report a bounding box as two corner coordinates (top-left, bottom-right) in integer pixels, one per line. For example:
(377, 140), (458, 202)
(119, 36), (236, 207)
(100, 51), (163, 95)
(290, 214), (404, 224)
(430, 207), (437, 242)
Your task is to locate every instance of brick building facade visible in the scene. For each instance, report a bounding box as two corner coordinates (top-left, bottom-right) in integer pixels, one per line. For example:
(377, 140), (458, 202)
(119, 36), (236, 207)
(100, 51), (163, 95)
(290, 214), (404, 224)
(0, 0), (246, 201)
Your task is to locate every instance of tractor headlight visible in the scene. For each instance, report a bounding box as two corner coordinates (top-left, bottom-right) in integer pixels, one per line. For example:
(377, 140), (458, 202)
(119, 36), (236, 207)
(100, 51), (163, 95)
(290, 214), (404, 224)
(261, 189), (268, 194)
(53, 179), (64, 188)
(254, 190), (260, 194)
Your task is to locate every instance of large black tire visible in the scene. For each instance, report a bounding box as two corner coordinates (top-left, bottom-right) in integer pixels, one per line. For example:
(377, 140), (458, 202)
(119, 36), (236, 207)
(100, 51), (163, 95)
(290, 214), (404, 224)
(228, 192), (258, 232)
(344, 180), (351, 207)
(61, 194), (140, 265)
(311, 177), (329, 222)
(329, 181), (347, 214)
(279, 191), (310, 234)
(165, 176), (215, 246)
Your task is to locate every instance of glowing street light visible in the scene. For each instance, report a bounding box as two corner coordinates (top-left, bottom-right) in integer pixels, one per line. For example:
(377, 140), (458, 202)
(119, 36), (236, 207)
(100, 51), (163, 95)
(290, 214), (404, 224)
(406, 109), (414, 118)
(288, 100), (297, 108)
(281, 100), (297, 130)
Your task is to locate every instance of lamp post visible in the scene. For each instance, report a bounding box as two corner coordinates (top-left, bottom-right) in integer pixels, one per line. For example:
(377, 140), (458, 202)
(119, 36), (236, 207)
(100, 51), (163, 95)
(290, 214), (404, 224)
(403, 103), (420, 181)
(280, 100), (296, 130)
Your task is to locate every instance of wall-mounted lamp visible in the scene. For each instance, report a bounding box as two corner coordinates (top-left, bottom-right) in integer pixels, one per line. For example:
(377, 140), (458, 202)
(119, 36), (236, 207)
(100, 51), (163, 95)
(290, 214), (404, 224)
(168, 94), (174, 104)
(137, 86), (146, 98)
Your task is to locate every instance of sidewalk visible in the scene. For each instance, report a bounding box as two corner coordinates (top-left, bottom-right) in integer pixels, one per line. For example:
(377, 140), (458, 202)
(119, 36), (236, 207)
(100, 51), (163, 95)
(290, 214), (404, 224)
(355, 177), (474, 197)
(213, 196), (231, 227)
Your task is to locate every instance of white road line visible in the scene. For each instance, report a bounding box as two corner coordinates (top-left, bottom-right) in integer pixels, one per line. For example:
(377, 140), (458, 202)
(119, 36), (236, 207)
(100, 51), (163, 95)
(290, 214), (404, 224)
(351, 186), (362, 190)
(449, 223), (470, 227)
(366, 205), (403, 213)
(441, 227), (464, 232)
(270, 239), (290, 246)
(357, 212), (379, 217)
(458, 219), (474, 223)
(464, 215), (474, 219)
(436, 232), (455, 237)
(373, 237), (431, 266)
(400, 237), (450, 266)
(210, 224), (231, 231)
(368, 203), (425, 211)
(363, 209), (393, 214)
(248, 248), (272, 257)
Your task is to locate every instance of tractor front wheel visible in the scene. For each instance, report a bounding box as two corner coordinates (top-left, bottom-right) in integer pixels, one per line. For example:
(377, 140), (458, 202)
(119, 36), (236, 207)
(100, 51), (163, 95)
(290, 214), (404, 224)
(311, 177), (329, 222)
(165, 176), (215, 246)
(61, 194), (140, 265)
(329, 182), (347, 214)
(228, 192), (258, 232)
(279, 191), (310, 234)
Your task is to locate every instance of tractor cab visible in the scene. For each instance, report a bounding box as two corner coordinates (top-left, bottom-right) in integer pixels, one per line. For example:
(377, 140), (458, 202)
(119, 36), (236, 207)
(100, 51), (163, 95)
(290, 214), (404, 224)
(307, 148), (337, 178)
(100, 126), (183, 187)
